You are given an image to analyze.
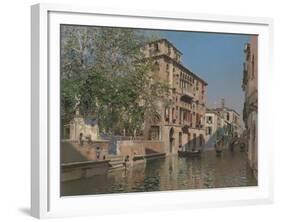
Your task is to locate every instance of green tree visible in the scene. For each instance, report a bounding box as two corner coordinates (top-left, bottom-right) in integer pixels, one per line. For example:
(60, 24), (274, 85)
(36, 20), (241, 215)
(61, 25), (169, 136)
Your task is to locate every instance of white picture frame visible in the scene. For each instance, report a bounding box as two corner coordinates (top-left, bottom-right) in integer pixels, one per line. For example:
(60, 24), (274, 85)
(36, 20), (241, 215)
(31, 3), (274, 219)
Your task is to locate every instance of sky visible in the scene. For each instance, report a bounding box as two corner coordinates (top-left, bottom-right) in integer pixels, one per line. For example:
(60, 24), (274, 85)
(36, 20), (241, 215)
(144, 29), (251, 117)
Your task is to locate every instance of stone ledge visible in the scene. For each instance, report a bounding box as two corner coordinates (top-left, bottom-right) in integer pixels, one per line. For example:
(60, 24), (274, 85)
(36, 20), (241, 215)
(62, 160), (110, 169)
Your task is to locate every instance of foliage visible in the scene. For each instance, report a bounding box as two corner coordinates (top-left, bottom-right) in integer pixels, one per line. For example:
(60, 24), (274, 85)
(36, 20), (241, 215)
(61, 25), (169, 136)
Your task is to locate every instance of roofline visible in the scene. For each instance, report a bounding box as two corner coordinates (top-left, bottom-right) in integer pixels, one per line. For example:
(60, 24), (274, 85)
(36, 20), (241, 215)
(227, 108), (240, 116)
(151, 54), (208, 85)
(206, 108), (220, 114)
(214, 107), (240, 116)
(148, 38), (183, 55)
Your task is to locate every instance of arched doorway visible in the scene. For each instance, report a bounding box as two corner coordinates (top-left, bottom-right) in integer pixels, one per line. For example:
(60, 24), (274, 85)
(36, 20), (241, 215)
(169, 128), (175, 153)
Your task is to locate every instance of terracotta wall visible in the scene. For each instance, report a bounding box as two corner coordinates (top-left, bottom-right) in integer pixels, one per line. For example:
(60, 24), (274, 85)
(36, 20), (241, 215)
(61, 140), (110, 163)
(117, 140), (164, 157)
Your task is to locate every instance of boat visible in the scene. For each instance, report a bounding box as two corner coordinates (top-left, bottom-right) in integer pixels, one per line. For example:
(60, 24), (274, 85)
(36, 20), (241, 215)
(215, 149), (223, 155)
(215, 137), (224, 155)
(178, 149), (201, 157)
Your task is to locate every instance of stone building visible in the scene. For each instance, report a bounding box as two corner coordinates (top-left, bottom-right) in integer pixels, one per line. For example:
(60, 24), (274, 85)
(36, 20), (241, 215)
(65, 111), (99, 142)
(214, 107), (242, 138)
(242, 36), (258, 177)
(204, 109), (224, 149)
(142, 39), (208, 154)
(205, 104), (242, 150)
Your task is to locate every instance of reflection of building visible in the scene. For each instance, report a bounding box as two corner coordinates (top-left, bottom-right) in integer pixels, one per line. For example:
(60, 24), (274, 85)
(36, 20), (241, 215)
(242, 36), (258, 177)
(142, 39), (208, 154)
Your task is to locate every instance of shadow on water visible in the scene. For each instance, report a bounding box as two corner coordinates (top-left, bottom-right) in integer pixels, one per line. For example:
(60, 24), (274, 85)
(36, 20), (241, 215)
(62, 149), (257, 196)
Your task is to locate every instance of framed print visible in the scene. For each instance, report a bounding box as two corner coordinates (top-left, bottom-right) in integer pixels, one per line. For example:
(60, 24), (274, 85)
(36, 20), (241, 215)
(31, 3), (274, 219)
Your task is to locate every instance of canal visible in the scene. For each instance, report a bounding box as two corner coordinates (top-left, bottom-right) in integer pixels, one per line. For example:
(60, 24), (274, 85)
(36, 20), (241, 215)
(61, 149), (257, 196)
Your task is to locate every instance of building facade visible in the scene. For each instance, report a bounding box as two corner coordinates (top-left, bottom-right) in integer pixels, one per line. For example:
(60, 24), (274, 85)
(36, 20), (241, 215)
(66, 111), (99, 142)
(216, 107), (242, 138)
(142, 39), (208, 154)
(205, 104), (242, 150)
(242, 36), (258, 177)
(205, 109), (224, 149)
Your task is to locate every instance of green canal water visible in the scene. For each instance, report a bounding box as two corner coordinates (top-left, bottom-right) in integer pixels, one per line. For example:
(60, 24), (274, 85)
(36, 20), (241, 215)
(61, 149), (257, 196)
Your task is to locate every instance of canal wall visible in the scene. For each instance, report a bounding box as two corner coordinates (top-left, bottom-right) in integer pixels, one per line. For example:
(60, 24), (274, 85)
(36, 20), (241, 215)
(116, 140), (164, 157)
(61, 160), (110, 182)
(61, 140), (110, 163)
(61, 140), (165, 181)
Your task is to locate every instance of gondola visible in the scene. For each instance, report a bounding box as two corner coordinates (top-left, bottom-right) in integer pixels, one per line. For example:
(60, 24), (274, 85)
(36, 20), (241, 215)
(215, 149), (223, 155)
(215, 138), (224, 155)
(178, 149), (201, 157)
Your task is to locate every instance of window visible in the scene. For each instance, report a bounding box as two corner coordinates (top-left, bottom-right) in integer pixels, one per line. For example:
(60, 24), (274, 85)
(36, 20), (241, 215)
(166, 63), (169, 72)
(196, 114), (200, 127)
(168, 45), (171, 55)
(165, 108), (170, 121)
(206, 127), (212, 135)
(188, 111), (192, 123)
(183, 110), (187, 123)
(207, 116), (213, 124)
(153, 61), (160, 71)
(172, 108), (176, 122)
(179, 132), (182, 147)
(192, 103), (195, 110)
(155, 43), (159, 52)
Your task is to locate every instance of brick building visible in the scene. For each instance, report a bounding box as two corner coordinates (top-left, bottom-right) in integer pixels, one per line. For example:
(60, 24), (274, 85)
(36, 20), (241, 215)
(142, 39), (208, 154)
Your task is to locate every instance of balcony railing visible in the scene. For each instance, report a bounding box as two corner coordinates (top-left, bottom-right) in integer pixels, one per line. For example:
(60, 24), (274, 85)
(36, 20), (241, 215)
(181, 87), (193, 96)
(179, 120), (191, 126)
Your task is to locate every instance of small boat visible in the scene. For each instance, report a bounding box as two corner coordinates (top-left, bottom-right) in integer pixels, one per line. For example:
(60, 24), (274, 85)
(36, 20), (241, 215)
(178, 149), (201, 157)
(215, 138), (224, 155)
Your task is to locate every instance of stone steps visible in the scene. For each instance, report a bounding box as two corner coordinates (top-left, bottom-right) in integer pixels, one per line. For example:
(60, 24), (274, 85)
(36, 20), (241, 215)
(108, 155), (125, 171)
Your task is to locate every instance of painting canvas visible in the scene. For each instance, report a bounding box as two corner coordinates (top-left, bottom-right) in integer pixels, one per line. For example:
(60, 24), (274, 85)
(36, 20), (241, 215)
(60, 25), (258, 196)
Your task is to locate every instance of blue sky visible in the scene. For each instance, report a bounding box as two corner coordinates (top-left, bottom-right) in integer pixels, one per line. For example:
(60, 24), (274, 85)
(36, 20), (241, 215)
(144, 30), (251, 117)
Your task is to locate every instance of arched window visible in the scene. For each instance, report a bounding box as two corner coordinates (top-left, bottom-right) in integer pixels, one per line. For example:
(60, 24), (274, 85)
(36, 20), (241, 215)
(153, 61), (160, 71)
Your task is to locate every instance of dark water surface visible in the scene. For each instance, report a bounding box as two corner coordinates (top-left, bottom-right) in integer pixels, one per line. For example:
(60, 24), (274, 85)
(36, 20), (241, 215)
(62, 149), (257, 196)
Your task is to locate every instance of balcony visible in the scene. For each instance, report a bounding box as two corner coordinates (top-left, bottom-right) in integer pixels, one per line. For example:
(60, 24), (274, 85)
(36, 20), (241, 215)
(180, 89), (193, 103)
(181, 87), (193, 96)
(179, 118), (191, 126)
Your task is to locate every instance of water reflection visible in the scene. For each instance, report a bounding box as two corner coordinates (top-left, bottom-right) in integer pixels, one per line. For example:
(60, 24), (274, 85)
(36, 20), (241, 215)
(62, 149), (257, 196)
